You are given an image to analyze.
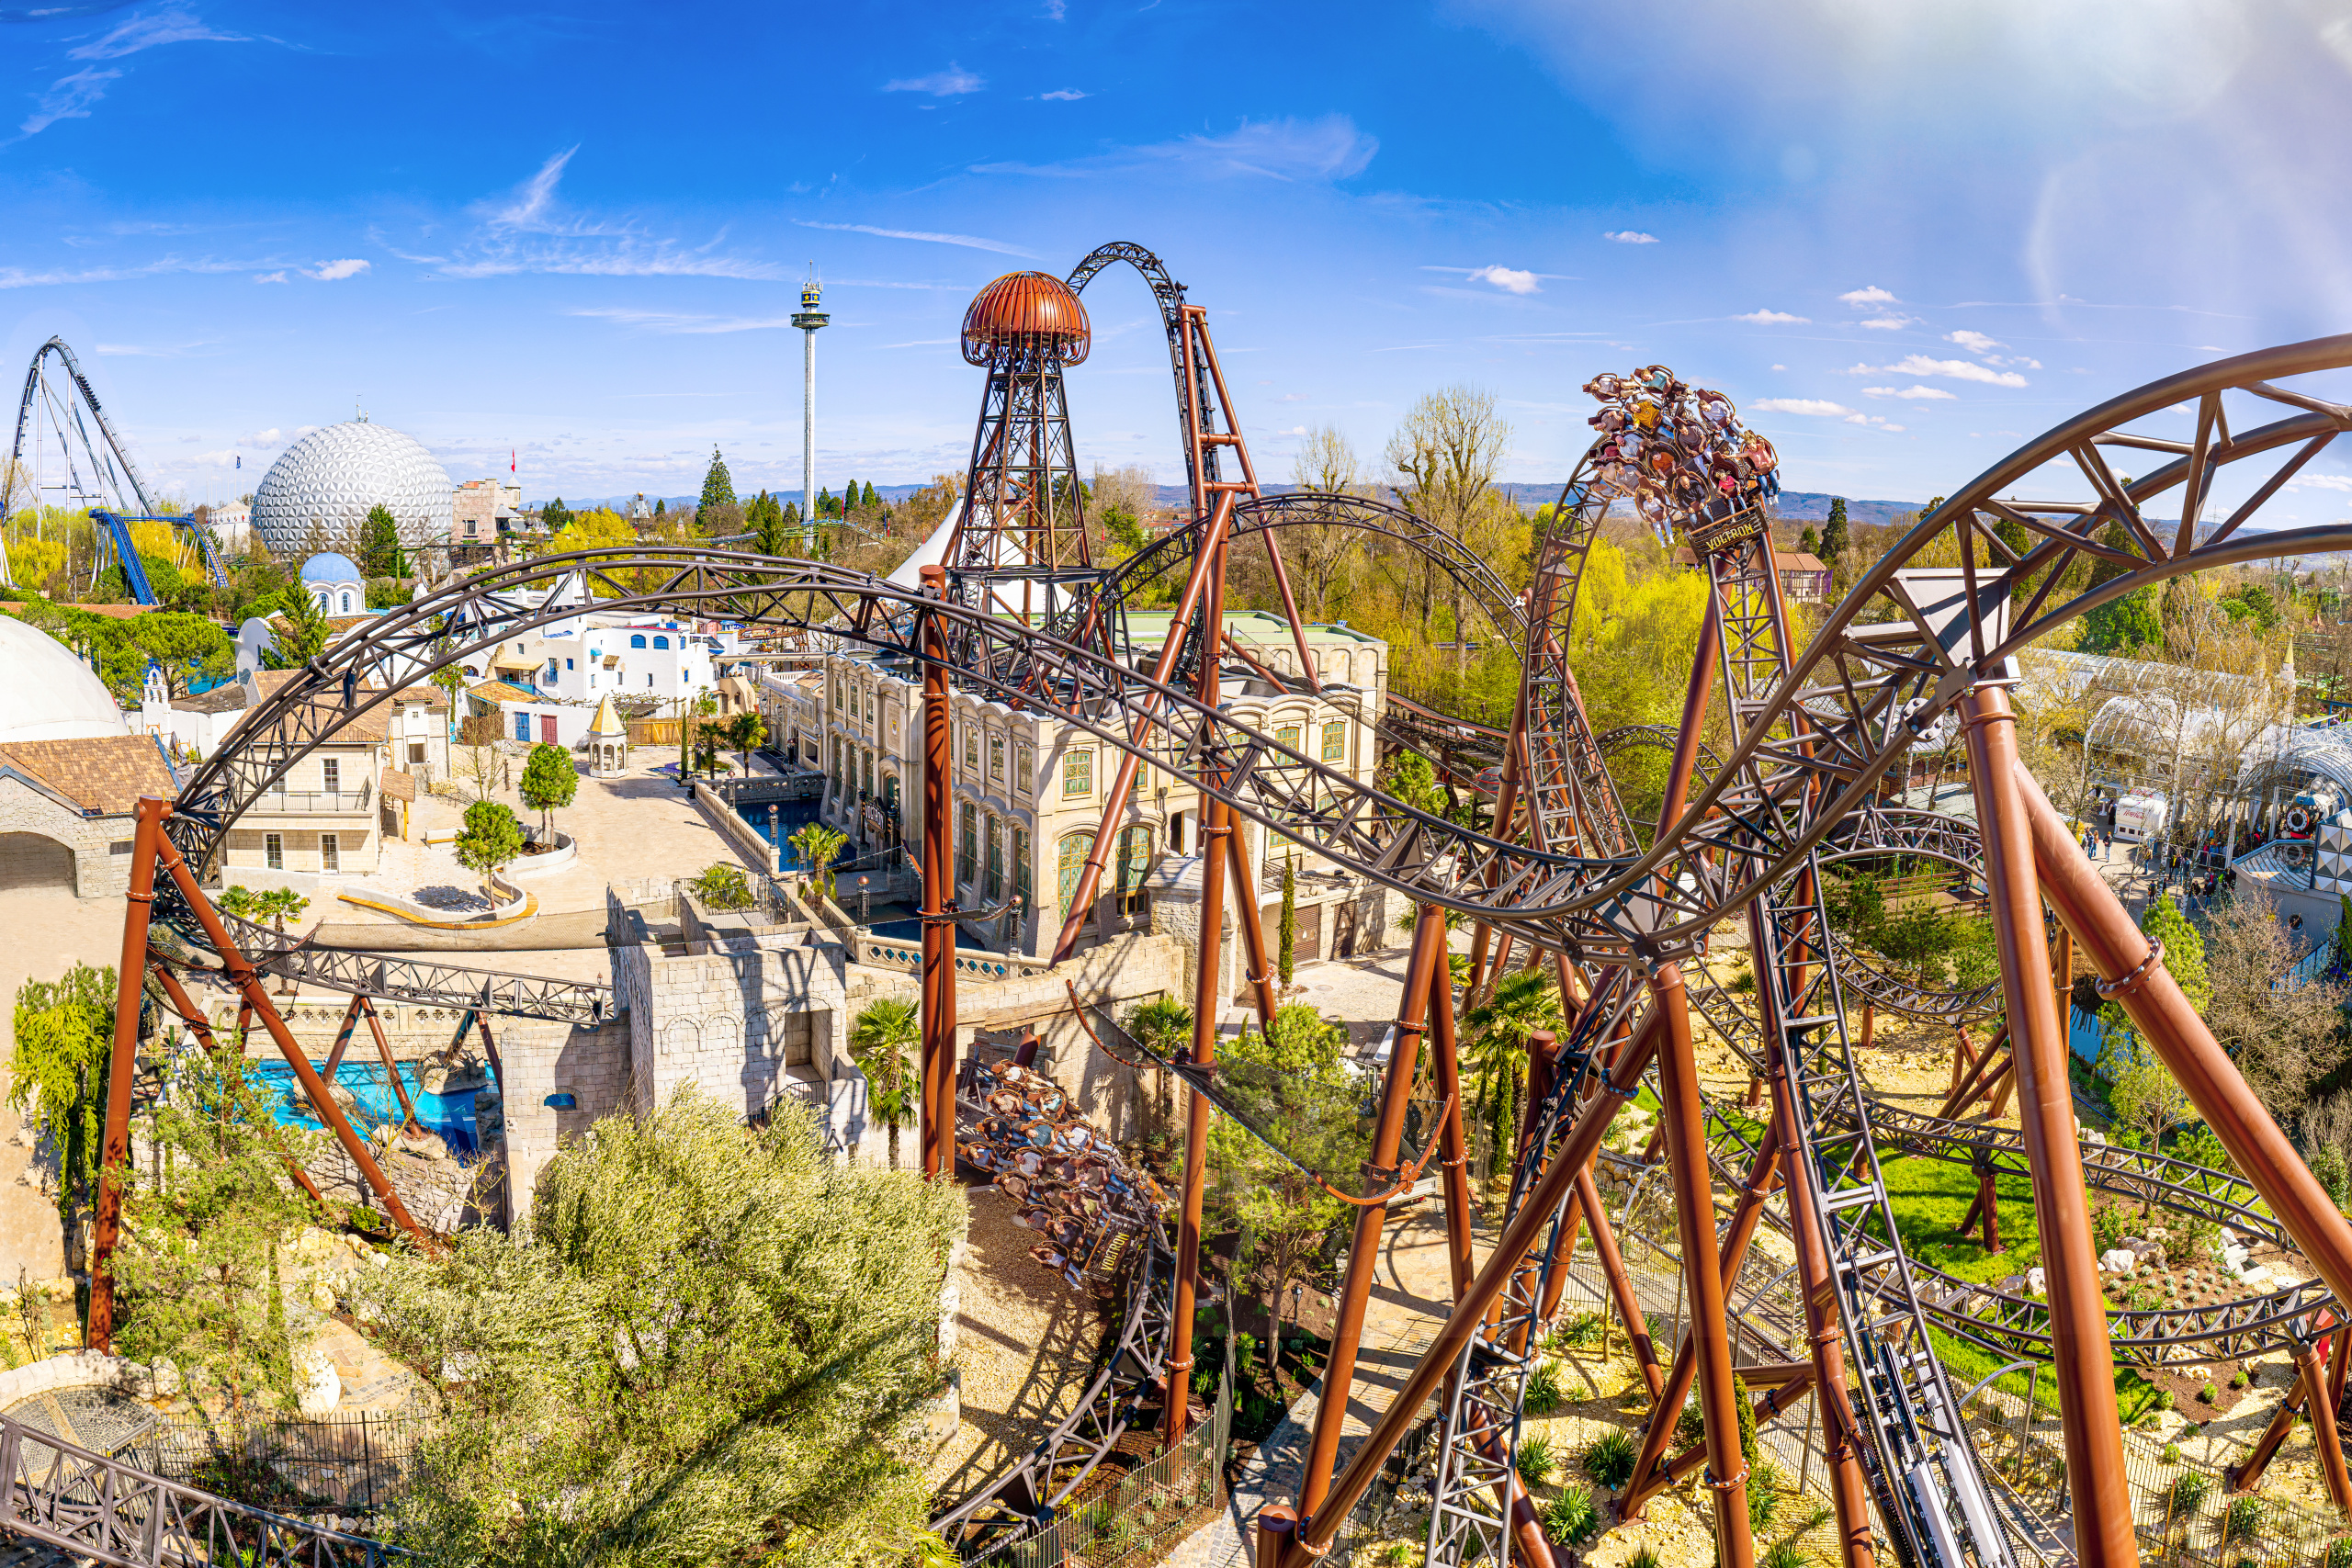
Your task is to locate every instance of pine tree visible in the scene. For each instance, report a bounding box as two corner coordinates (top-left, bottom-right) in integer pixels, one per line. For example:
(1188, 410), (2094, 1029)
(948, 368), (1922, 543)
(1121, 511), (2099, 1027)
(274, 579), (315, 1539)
(268, 584), (333, 667)
(862, 480), (878, 510)
(1798, 525), (1820, 557)
(698, 447), (736, 525)
(359, 503), (404, 578)
(818, 487), (836, 518)
(841, 479), (859, 515)
(1278, 852), (1297, 986)
(654, 498), (666, 518)
(542, 497), (572, 535)
(1821, 497), (1849, 565)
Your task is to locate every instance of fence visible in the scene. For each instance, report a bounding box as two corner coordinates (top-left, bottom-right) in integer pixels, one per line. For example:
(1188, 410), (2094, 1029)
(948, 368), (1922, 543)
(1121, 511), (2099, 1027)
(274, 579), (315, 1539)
(140, 1410), (431, 1517)
(627, 717), (681, 746)
(977, 1350), (1234, 1568)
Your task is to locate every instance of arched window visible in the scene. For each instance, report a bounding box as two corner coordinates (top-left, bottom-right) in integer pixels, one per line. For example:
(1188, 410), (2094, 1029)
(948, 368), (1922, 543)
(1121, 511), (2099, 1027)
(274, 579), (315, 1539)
(984, 816), (1003, 901)
(630, 635), (647, 649)
(1057, 831), (1096, 916)
(653, 636), (670, 649)
(339, 591), (354, 614)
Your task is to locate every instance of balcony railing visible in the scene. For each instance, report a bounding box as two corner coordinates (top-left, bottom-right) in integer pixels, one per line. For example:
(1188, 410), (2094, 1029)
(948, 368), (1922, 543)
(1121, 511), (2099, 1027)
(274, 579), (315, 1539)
(244, 783), (374, 815)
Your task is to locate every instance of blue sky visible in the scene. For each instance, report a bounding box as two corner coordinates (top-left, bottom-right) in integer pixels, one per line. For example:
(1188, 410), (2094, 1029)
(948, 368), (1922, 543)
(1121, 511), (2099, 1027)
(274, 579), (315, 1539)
(5, 0), (2352, 524)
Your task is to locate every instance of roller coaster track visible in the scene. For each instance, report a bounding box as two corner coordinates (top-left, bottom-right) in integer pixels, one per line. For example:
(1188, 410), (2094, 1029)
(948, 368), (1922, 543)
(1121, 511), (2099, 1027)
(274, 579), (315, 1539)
(130, 330), (2352, 1568)
(0, 1411), (395, 1567)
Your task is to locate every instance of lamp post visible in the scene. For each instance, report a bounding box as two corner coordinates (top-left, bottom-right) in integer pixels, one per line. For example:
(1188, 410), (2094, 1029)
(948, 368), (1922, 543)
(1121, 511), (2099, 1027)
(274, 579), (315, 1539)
(791, 271), (829, 553)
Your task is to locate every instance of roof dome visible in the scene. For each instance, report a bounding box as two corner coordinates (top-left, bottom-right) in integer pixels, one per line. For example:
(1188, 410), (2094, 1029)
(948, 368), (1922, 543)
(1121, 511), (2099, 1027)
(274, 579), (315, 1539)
(300, 551), (363, 583)
(252, 420), (453, 558)
(0, 619), (128, 742)
(962, 272), (1091, 366)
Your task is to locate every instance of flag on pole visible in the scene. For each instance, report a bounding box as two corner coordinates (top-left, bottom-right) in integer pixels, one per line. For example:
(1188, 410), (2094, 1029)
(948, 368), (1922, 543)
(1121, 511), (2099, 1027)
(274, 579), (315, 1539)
(234, 456), (240, 469)
(511, 450), (517, 473)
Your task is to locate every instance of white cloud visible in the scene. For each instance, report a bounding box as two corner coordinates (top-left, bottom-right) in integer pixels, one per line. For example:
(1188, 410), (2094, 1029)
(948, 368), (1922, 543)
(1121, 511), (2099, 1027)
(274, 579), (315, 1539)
(792, 220), (1039, 258)
(1753, 398), (1854, 417)
(307, 258), (369, 281)
(1468, 265), (1541, 295)
(21, 67), (120, 137)
(2289, 474), (2352, 493)
(238, 429), (282, 448)
(1770, 363), (1785, 370)
(885, 63), (983, 96)
(1860, 313), (1918, 330)
(401, 152), (787, 281)
(69, 7), (249, 60)
(1735, 309), (1808, 324)
(1845, 413), (1906, 431)
(1839, 285), (1900, 307)
(975, 114), (1376, 183)
(1862, 384), (1957, 400)
(1603, 231), (1658, 244)
(1040, 88), (1088, 101)
(1947, 329), (2005, 355)
(253, 270), (286, 284)
(1848, 355), (2030, 388)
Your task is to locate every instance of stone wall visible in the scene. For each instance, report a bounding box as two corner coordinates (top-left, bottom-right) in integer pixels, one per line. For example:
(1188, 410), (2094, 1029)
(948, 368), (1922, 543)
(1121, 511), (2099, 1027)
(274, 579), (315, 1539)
(1148, 856), (1396, 1005)
(611, 936), (847, 1121)
(0, 778), (134, 898)
(494, 1013), (635, 1213)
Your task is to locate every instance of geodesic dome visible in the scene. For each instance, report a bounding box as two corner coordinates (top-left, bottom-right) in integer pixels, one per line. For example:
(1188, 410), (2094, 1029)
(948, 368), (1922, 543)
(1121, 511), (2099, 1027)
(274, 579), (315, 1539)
(251, 420), (453, 557)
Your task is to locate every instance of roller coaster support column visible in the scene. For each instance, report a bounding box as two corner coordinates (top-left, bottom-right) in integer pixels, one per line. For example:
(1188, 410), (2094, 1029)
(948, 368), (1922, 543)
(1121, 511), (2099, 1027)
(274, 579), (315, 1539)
(1167, 531), (1235, 1448)
(1299, 905), (1446, 1518)
(920, 566), (957, 1180)
(1223, 825), (1279, 1024)
(1428, 949), (1477, 1303)
(1268, 991), (1670, 1568)
(1650, 962), (1754, 1568)
(88, 795), (165, 1352)
(1463, 686), (1528, 1007)
(1965, 685), (2136, 1568)
(144, 957), (326, 1209)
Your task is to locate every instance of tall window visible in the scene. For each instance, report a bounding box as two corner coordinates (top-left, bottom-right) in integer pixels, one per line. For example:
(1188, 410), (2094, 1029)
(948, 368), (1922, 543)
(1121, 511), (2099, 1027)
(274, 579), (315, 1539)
(958, 803), (978, 886)
(1012, 827), (1032, 913)
(1116, 824), (1153, 916)
(1015, 743), (1034, 795)
(321, 758), (339, 795)
(1064, 749), (1093, 798)
(989, 735), (1004, 784)
(1276, 725), (1301, 753)
(319, 834), (339, 874)
(985, 817), (1003, 902)
(264, 832), (283, 871)
(1322, 721), (1346, 763)
(1057, 831), (1096, 915)
(965, 724), (979, 772)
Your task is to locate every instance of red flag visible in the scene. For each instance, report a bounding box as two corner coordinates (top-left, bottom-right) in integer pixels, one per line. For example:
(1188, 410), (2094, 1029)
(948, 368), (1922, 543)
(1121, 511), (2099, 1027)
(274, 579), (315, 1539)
(510, 449), (517, 473)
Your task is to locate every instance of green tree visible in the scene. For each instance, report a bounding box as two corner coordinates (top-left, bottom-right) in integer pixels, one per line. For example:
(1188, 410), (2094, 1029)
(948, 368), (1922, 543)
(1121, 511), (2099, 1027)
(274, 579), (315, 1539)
(454, 799), (525, 899)
(748, 491), (794, 556)
(862, 480), (878, 510)
(9, 964), (115, 1245)
(1278, 852), (1298, 986)
(266, 586), (333, 669)
(125, 611), (233, 698)
(358, 1089), (959, 1567)
(1820, 496), (1849, 567)
(113, 1038), (326, 1419)
(787, 821), (849, 898)
(680, 691), (713, 782)
(697, 447), (736, 525)
(1463, 969), (1562, 1182)
(1797, 525), (1819, 557)
(2080, 586), (2163, 654)
(358, 503), (405, 578)
(1126, 996), (1193, 1131)
(727, 710), (769, 776)
(518, 742), (578, 837)
(653, 497), (666, 519)
(540, 497), (572, 535)
(849, 998), (921, 1169)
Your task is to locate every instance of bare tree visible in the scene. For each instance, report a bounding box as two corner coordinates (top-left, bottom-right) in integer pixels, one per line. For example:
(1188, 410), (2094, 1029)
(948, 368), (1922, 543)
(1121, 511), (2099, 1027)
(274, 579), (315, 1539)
(2204, 886), (2345, 1118)
(1384, 388), (1512, 669)
(1088, 463), (1156, 524)
(1282, 425), (1363, 624)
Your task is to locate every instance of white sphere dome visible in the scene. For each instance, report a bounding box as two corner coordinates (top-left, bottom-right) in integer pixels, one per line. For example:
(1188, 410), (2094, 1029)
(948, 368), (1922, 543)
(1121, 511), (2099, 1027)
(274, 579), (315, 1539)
(0, 619), (128, 742)
(252, 420), (452, 557)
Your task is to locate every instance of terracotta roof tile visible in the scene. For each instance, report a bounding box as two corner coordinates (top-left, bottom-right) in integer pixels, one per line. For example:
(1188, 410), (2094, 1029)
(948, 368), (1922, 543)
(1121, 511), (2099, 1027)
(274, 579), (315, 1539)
(0, 734), (175, 816)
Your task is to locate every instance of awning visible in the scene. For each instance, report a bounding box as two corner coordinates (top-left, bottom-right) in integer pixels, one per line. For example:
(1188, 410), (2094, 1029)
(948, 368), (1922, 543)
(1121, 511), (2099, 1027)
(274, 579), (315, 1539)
(492, 655), (538, 673)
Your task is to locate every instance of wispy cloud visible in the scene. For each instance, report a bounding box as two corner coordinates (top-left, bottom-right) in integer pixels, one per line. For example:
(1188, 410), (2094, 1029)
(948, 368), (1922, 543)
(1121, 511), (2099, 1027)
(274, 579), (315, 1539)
(21, 67), (119, 137)
(1942, 328), (2040, 369)
(570, 307), (794, 335)
(1039, 88), (1087, 101)
(975, 114), (1377, 183)
(1845, 412), (1905, 431)
(1839, 285), (1900, 307)
(0, 254), (275, 289)
(1863, 384), (1958, 400)
(68, 6), (246, 60)
(1602, 230), (1658, 244)
(94, 339), (213, 356)
(307, 258), (368, 281)
(1848, 355), (2029, 388)
(793, 220), (1039, 258)
(253, 270), (286, 284)
(2289, 474), (2352, 493)
(1859, 312), (1919, 330)
(882, 337), (957, 349)
(1735, 309), (1808, 324)
(885, 63), (983, 96)
(397, 152), (788, 281)
(1753, 399), (1853, 417)
(1467, 265), (1540, 294)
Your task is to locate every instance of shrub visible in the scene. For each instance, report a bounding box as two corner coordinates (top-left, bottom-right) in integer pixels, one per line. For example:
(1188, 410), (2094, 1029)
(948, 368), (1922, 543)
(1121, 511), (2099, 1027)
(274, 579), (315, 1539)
(1517, 1434), (1557, 1488)
(1555, 1311), (1606, 1348)
(1583, 1427), (1638, 1489)
(1627, 1551), (1662, 1568)
(2092, 1202), (2128, 1253)
(1734, 1375), (1758, 1463)
(2198, 1382), (2218, 1404)
(1376, 1544), (1415, 1568)
(2162, 1443), (2182, 1463)
(1543, 1483), (1598, 1547)
(2169, 1471), (2211, 1515)
(2223, 1496), (2265, 1543)
(1747, 1458), (1781, 1533)
(2229, 1371), (2248, 1391)
(2154, 1389), (2176, 1410)
(2322, 1537), (2352, 1568)
(1525, 1359), (1566, 1415)
(1675, 1398), (1706, 1450)
(1761, 1541), (1810, 1568)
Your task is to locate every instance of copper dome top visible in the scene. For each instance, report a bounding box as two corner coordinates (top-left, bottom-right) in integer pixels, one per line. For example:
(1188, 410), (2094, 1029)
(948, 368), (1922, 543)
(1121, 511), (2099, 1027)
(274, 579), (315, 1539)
(961, 271), (1091, 366)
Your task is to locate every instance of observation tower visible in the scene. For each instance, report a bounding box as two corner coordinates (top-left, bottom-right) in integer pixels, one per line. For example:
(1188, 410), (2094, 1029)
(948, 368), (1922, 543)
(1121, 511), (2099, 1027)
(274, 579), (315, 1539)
(948, 271), (1099, 634)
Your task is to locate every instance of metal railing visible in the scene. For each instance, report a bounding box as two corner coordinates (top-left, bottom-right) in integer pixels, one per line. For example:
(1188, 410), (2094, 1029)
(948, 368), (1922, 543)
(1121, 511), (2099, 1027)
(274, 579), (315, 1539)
(244, 784), (374, 816)
(141, 1412), (428, 1519)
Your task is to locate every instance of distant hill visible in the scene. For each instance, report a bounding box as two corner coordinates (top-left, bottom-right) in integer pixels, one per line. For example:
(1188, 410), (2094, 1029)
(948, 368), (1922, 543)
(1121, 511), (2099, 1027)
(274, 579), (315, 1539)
(1769, 492), (1927, 528)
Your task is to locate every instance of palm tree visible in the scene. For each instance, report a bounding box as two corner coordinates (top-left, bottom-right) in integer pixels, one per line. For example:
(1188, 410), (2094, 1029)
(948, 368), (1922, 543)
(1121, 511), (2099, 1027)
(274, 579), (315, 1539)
(787, 821), (850, 900)
(1126, 997), (1193, 1131)
(727, 711), (768, 776)
(850, 997), (921, 1169)
(1461, 968), (1561, 1182)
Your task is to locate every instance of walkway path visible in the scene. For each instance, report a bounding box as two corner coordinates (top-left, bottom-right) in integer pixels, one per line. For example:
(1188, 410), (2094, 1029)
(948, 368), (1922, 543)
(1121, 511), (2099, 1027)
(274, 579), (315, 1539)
(1170, 1201), (1489, 1568)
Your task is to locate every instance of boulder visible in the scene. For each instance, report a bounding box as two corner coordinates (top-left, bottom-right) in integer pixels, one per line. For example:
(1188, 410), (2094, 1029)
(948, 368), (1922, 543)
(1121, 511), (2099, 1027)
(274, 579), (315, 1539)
(2026, 1267), (2047, 1296)
(2099, 1248), (2138, 1273)
(294, 1345), (340, 1416)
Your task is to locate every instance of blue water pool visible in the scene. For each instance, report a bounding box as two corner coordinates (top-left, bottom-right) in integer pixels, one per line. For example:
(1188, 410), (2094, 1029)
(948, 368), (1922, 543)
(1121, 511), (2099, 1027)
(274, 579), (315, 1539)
(870, 916), (989, 951)
(254, 1060), (483, 1156)
(736, 796), (826, 865)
